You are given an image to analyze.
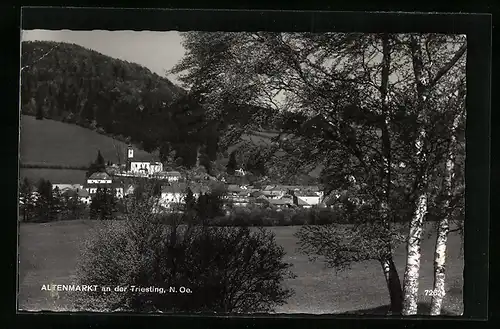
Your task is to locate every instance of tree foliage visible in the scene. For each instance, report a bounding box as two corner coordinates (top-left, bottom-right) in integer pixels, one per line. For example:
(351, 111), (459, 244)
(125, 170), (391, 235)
(19, 177), (35, 221)
(34, 178), (55, 222)
(173, 31), (466, 314)
(226, 151), (237, 175)
(90, 187), (117, 220)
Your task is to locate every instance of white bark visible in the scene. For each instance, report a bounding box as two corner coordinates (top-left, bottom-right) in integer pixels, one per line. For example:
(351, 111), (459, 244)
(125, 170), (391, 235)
(430, 215), (448, 315)
(430, 114), (460, 315)
(402, 124), (428, 315)
(402, 188), (427, 315)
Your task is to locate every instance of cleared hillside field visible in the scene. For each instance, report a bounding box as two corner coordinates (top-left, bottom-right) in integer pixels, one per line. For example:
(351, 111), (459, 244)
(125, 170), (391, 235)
(18, 220), (463, 315)
(19, 115), (152, 167)
(19, 168), (88, 185)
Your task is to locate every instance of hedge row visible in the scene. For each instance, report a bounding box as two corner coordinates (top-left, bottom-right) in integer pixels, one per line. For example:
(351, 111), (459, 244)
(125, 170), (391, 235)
(209, 208), (343, 227)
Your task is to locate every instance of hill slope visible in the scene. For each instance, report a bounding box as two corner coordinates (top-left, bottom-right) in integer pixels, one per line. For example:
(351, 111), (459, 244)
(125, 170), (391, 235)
(20, 41), (212, 167)
(20, 115), (154, 167)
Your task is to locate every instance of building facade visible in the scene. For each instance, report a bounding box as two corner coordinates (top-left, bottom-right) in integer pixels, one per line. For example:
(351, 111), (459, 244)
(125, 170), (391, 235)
(85, 172), (123, 199)
(126, 145), (164, 176)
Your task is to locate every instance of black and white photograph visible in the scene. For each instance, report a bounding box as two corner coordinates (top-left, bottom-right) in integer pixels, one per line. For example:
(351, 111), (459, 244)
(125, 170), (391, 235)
(18, 16), (469, 316)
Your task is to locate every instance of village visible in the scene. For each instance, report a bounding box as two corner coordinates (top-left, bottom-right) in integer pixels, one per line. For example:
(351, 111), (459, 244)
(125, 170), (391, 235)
(26, 144), (326, 217)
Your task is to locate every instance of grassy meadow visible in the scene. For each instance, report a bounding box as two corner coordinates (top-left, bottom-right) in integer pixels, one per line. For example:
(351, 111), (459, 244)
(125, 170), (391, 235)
(18, 220), (464, 315)
(19, 168), (88, 185)
(19, 115), (153, 167)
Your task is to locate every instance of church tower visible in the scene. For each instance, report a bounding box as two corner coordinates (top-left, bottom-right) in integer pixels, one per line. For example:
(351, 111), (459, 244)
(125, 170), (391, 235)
(126, 144), (133, 172)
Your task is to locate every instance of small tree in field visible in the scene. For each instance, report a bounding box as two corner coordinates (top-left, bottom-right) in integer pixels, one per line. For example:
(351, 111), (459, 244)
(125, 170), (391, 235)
(73, 182), (295, 313)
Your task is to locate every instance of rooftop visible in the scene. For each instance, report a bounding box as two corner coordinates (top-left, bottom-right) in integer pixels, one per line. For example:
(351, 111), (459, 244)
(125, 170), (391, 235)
(161, 183), (209, 194)
(296, 198), (310, 206)
(269, 199), (293, 206)
(296, 193), (320, 197)
(164, 171), (182, 176)
(77, 189), (90, 198)
(52, 184), (83, 191)
(88, 172), (112, 180)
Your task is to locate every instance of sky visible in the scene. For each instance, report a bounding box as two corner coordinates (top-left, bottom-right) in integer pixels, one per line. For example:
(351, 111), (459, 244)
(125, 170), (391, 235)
(21, 29), (186, 85)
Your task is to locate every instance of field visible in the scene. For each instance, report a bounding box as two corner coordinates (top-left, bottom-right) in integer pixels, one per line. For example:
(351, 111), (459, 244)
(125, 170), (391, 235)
(19, 168), (88, 185)
(19, 115), (153, 167)
(18, 220), (464, 315)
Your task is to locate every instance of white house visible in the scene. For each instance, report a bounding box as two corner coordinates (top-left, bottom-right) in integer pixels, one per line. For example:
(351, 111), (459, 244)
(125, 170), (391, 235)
(296, 193), (321, 206)
(85, 172), (124, 199)
(77, 189), (91, 204)
(52, 184), (84, 193)
(262, 189), (285, 199)
(154, 171), (182, 182)
(149, 162), (163, 174)
(235, 168), (246, 176)
(158, 183), (209, 210)
(87, 172), (112, 185)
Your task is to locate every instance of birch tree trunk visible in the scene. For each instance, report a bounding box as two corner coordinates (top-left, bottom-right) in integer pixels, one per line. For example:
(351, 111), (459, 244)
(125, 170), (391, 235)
(402, 178), (427, 315)
(401, 35), (466, 316)
(402, 128), (428, 315)
(429, 113), (461, 315)
(402, 35), (428, 315)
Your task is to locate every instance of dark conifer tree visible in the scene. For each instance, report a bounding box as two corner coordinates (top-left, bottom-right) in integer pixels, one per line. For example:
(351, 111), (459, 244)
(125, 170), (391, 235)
(35, 179), (53, 221)
(184, 187), (196, 214)
(19, 177), (34, 222)
(226, 151), (237, 175)
(90, 187), (115, 220)
(96, 150), (105, 167)
(153, 181), (162, 197)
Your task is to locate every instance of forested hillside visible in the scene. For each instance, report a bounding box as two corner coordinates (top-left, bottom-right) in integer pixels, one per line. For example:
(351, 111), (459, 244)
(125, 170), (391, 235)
(20, 41), (280, 172)
(20, 41), (219, 169)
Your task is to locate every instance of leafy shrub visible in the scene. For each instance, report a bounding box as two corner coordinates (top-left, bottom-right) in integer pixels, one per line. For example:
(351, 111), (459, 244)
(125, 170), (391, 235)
(73, 195), (295, 313)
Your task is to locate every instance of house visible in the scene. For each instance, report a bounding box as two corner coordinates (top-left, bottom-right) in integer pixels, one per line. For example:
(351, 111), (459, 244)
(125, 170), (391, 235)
(52, 184), (84, 193)
(154, 171), (182, 182)
(268, 198), (294, 209)
(86, 172), (112, 185)
(249, 190), (265, 198)
(85, 172), (123, 199)
(77, 189), (91, 204)
(295, 193), (321, 206)
(294, 197), (312, 208)
(159, 183), (210, 210)
(235, 168), (246, 176)
(124, 184), (136, 196)
(252, 195), (270, 206)
(227, 190), (250, 206)
(261, 189), (285, 199)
